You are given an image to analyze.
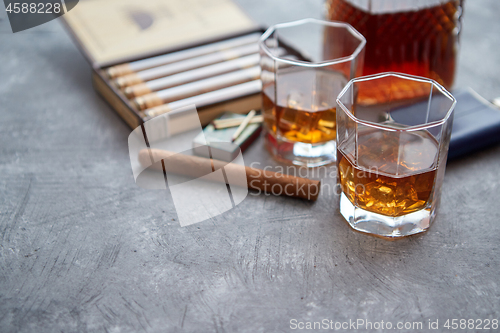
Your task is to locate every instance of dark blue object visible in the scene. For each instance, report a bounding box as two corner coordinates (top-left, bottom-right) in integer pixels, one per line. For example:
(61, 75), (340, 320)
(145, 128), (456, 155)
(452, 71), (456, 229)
(448, 88), (500, 159)
(385, 87), (500, 160)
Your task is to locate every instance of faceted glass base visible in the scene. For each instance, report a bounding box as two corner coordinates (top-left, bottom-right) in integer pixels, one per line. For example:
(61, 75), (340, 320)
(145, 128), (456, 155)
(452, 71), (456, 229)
(339, 193), (434, 239)
(264, 131), (336, 167)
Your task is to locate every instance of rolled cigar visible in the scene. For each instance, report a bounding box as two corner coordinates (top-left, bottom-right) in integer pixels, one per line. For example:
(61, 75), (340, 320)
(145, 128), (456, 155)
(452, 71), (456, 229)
(107, 64), (133, 79)
(115, 44), (259, 88)
(125, 49), (289, 99)
(143, 80), (262, 119)
(125, 54), (260, 99)
(134, 66), (261, 110)
(139, 148), (321, 201)
(107, 33), (261, 78)
(213, 115), (263, 129)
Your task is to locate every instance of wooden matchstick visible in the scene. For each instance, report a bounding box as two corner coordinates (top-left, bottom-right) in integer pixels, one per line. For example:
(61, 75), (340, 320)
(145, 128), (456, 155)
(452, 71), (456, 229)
(106, 33), (261, 78)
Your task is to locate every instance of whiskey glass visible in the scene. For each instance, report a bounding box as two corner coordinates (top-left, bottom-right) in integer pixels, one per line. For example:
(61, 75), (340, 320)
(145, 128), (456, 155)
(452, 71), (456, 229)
(336, 73), (456, 238)
(259, 18), (365, 167)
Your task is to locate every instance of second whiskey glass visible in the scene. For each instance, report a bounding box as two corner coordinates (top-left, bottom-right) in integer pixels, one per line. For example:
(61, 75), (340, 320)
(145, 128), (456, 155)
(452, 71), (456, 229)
(259, 18), (365, 167)
(336, 73), (456, 238)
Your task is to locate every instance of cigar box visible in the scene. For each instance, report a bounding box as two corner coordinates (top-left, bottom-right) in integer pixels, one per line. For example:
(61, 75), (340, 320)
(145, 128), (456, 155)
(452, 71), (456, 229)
(61, 0), (266, 128)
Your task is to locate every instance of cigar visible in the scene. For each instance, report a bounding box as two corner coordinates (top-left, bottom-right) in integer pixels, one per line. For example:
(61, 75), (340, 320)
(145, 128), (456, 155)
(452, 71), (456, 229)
(213, 115), (263, 129)
(143, 80), (262, 119)
(106, 33), (261, 78)
(124, 54), (259, 98)
(124, 49), (289, 98)
(115, 44), (259, 88)
(139, 148), (321, 201)
(134, 66), (261, 110)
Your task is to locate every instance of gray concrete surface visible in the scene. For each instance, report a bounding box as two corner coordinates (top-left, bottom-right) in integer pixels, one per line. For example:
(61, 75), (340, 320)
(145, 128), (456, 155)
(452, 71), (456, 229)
(1, 0), (499, 332)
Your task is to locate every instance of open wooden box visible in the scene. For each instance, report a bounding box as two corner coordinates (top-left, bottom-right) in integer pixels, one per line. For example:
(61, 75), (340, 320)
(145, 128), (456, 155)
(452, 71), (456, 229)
(61, 0), (266, 128)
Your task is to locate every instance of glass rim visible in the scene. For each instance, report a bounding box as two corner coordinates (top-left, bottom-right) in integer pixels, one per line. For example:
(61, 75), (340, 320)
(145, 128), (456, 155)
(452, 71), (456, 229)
(335, 72), (457, 132)
(259, 18), (366, 68)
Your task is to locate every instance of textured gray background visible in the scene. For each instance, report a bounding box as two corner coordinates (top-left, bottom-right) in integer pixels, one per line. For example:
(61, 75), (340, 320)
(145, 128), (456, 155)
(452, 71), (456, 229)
(1, 0), (500, 332)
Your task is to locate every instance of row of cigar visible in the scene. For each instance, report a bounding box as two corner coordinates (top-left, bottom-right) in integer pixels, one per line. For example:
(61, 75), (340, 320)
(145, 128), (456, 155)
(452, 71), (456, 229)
(106, 32), (295, 119)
